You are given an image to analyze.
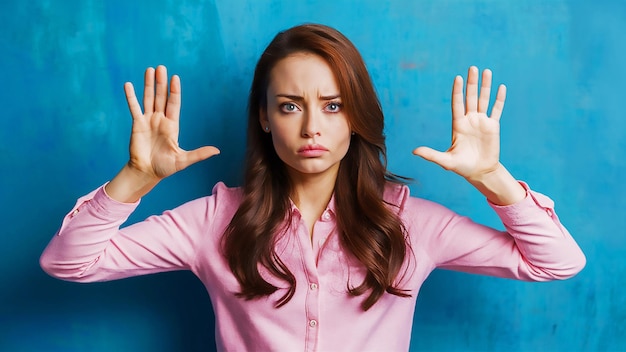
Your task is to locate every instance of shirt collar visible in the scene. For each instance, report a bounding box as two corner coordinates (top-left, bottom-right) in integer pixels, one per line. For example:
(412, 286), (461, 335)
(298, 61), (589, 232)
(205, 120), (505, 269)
(288, 193), (337, 222)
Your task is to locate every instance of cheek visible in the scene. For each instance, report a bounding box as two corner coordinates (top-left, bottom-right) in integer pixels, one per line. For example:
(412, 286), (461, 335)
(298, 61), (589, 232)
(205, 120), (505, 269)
(340, 136), (352, 157)
(336, 119), (352, 144)
(268, 128), (294, 159)
(335, 124), (352, 157)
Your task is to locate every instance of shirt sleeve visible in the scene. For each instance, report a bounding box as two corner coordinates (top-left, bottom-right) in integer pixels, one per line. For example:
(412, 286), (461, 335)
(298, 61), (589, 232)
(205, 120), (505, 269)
(39, 183), (225, 282)
(405, 182), (586, 281)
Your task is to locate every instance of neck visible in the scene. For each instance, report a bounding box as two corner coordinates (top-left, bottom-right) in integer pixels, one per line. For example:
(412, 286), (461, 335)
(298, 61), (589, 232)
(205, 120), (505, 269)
(288, 167), (337, 217)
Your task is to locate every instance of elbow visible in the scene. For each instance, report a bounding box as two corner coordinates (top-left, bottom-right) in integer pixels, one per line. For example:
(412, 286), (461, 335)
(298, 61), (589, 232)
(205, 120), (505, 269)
(39, 251), (67, 280)
(528, 250), (587, 281)
(39, 251), (56, 278)
(39, 251), (98, 282)
(557, 247), (587, 280)
(567, 249), (587, 278)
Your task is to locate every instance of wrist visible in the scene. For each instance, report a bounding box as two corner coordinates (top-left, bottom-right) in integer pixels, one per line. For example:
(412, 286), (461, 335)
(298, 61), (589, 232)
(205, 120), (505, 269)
(465, 163), (526, 206)
(104, 164), (160, 203)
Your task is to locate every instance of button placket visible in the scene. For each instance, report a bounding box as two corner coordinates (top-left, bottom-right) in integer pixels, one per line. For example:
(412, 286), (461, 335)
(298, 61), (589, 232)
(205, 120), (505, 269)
(306, 280), (320, 334)
(297, 214), (321, 351)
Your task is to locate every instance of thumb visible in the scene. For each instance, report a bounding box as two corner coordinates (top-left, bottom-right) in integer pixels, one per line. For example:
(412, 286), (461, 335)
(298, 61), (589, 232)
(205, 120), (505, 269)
(412, 146), (453, 170)
(179, 146), (221, 169)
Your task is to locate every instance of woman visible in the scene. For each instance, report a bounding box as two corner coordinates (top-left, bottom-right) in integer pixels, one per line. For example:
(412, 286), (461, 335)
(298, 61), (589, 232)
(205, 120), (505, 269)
(40, 24), (585, 351)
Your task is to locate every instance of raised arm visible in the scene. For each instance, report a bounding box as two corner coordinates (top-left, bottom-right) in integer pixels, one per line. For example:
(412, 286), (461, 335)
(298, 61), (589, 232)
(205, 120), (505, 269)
(40, 66), (222, 281)
(411, 66), (585, 279)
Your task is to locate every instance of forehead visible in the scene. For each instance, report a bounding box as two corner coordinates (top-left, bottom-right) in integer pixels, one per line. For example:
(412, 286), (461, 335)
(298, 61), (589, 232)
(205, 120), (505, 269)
(267, 53), (339, 95)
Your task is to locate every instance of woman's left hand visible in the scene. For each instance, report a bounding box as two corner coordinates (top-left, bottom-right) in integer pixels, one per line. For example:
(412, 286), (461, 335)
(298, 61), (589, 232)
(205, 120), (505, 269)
(413, 66), (506, 180)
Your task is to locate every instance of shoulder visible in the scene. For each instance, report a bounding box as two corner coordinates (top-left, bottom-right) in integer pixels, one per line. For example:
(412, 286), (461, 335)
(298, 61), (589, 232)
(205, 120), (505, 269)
(210, 181), (243, 201)
(169, 182), (243, 223)
(206, 181), (244, 214)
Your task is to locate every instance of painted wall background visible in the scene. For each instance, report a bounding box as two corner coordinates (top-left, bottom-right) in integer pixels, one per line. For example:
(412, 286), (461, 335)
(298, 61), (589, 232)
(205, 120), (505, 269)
(1, 0), (624, 350)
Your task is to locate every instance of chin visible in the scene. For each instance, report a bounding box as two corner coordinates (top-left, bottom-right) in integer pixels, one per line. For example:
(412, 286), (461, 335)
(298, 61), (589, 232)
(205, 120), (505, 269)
(286, 161), (340, 177)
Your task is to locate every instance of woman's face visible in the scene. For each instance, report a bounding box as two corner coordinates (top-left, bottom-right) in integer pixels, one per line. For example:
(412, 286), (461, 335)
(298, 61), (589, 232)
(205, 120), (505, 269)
(261, 52), (351, 182)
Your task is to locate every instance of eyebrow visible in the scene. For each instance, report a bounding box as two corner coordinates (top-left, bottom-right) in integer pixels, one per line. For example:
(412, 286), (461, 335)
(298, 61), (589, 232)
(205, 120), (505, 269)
(275, 94), (341, 101)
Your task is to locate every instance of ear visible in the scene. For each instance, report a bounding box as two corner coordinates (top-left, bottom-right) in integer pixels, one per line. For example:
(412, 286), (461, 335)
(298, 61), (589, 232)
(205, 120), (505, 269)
(259, 108), (270, 132)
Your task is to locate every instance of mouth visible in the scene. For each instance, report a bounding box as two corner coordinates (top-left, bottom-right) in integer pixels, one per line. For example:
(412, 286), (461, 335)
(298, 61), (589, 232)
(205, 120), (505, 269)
(297, 144), (329, 157)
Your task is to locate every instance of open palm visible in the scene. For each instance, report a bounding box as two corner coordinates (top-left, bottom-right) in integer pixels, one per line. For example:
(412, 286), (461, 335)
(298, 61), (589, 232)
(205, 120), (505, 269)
(124, 66), (220, 180)
(414, 66), (506, 180)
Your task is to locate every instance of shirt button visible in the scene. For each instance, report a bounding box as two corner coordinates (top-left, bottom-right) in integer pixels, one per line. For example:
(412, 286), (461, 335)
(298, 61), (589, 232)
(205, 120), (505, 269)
(309, 319), (317, 327)
(69, 209), (80, 218)
(322, 211), (331, 221)
(310, 283), (318, 290)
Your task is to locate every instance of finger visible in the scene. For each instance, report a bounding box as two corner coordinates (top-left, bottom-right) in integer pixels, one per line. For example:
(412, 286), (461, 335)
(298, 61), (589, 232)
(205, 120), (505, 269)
(124, 82), (143, 119)
(143, 67), (155, 116)
(165, 75), (181, 122)
(154, 65), (168, 113)
(478, 69), (492, 114)
(451, 75), (464, 120)
(465, 66), (479, 114)
(412, 146), (454, 170)
(490, 84), (507, 121)
(179, 146), (221, 169)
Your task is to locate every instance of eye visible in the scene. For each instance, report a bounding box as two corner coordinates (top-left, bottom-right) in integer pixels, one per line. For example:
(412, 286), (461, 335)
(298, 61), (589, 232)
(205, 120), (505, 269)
(280, 103), (300, 113)
(325, 102), (342, 113)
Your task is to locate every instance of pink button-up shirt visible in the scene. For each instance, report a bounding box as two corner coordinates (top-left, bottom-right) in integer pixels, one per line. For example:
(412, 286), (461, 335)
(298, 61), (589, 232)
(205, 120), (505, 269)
(40, 182), (585, 351)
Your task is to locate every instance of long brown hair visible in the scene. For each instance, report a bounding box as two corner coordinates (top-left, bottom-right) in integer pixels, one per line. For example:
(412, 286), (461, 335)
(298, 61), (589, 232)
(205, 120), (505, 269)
(222, 23), (410, 311)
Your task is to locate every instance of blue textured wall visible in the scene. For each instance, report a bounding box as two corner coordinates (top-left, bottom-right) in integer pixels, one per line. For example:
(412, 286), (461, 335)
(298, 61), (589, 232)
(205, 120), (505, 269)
(1, 1), (624, 351)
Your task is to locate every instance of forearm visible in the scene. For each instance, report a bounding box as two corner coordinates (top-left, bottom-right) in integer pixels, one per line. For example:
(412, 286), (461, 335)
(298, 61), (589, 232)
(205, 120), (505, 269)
(466, 163), (526, 206)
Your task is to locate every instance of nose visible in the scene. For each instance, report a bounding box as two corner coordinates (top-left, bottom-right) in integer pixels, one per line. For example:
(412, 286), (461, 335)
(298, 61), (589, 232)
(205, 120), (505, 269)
(301, 109), (321, 138)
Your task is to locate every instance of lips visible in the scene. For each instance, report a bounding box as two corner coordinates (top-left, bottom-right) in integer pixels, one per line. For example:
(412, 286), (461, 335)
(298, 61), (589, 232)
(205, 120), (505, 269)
(297, 144), (328, 157)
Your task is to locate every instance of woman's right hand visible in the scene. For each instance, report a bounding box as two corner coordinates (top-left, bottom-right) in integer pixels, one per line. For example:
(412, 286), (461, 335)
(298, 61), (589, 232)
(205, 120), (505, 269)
(124, 65), (220, 180)
(105, 66), (220, 203)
